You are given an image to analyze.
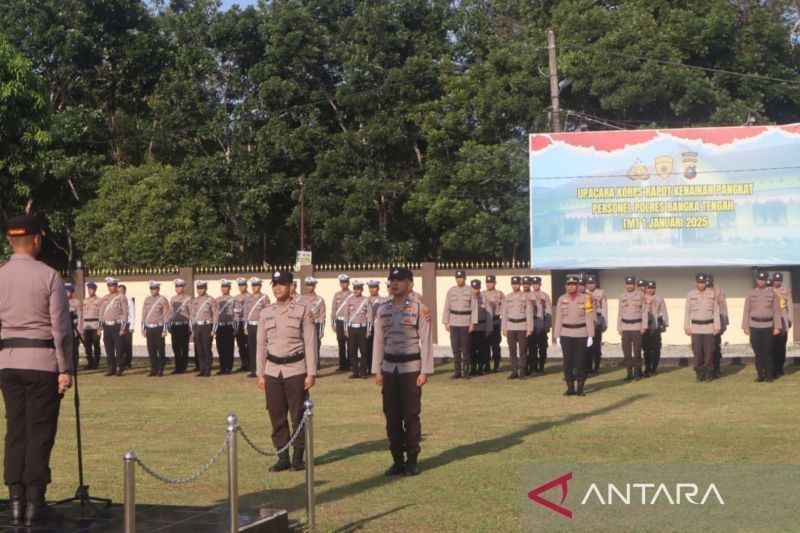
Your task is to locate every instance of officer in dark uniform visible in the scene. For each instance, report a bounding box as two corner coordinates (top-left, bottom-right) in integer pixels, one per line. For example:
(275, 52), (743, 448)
(743, 271), (781, 382)
(0, 214), (74, 526)
(81, 282), (102, 369)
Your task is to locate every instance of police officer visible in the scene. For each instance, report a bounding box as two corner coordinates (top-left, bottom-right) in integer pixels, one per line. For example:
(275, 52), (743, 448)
(215, 279), (236, 374)
(554, 275), (595, 396)
(331, 274), (353, 371)
(296, 277), (326, 372)
(0, 214), (73, 526)
(190, 280), (219, 377)
(118, 284), (135, 369)
(372, 268), (433, 477)
(366, 280), (387, 375)
(521, 276), (538, 377)
(636, 278), (647, 295)
(66, 284), (81, 367)
(771, 272), (793, 377)
(234, 278), (250, 372)
(98, 277), (129, 376)
(81, 282), (102, 369)
(531, 277), (552, 375)
(585, 275), (607, 375)
(343, 280), (373, 378)
(169, 279), (192, 374)
(141, 281), (171, 376)
(469, 279), (491, 375)
(244, 277), (270, 378)
(743, 271), (781, 382)
(643, 280), (668, 377)
(618, 276), (647, 381)
(256, 271), (317, 472)
(503, 276), (532, 379)
(483, 275), (504, 372)
(684, 273), (721, 382)
(707, 274), (728, 377)
(442, 270), (472, 379)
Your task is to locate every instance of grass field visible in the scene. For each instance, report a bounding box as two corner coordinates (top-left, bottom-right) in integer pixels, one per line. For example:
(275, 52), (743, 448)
(4, 359), (800, 532)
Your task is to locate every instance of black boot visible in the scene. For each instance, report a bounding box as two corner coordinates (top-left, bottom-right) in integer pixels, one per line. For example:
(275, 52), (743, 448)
(25, 486), (61, 527)
(462, 363), (471, 381)
(291, 447), (305, 471)
(634, 366), (642, 381)
(624, 368), (634, 381)
(576, 379), (586, 397)
(705, 370), (714, 382)
(405, 453), (420, 476)
(385, 452), (405, 476)
(9, 484), (25, 526)
(493, 359), (500, 372)
(695, 369), (705, 382)
(269, 450), (291, 472)
(451, 365), (462, 379)
(508, 368), (519, 380)
(755, 369), (765, 382)
(563, 379), (576, 396)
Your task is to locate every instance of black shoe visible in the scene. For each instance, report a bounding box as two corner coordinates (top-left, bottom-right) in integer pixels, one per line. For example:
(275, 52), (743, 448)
(624, 368), (634, 381)
(705, 372), (715, 382)
(116, 368), (124, 376)
(451, 371), (462, 379)
(25, 501), (62, 527)
(348, 373), (359, 379)
(247, 372), (257, 378)
(755, 374), (765, 382)
(147, 372), (156, 377)
(385, 462), (405, 476)
(643, 370), (651, 378)
(9, 487), (24, 526)
(508, 369), (519, 380)
(563, 380), (576, 396)
(269, 451), (291, 472)
(696, 370), (705, 382)
(291, 448), (305, 471)
(105, 370), (115, 376)
(236, 366), (248, 373)
(576, 379), (586, 397)
(633, 367), (642, 381)
(405, 453), (420, 476)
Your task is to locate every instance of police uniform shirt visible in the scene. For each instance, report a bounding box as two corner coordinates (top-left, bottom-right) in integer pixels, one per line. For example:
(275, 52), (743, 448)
(331, 289), (353, 326)
(68, 297), (82, 328)
(99, 291), (129, 326)
(256, 300), (317, 378)
(617, 290), (647, 331)
(553, 293), (595, 338)
(742, 287), (781, 330)
(371, 298), (434, 375)
(233, 292), (249, 323)
(81, 294), (101, 331)
(684, 289), (721, 334)
(773, 285), (793, 329)
(244, 292), (271, 324)
(442, 285), (472, 327)
(343, 294), (373, 330)
(587, 288), (608, 319)
(295, 294), (326, 324)
(482, 289), (504, 324)
(216, 295), (236, 325)
(646, 294), (669, 328)
(470, 292), (492, 333)
(142, 295), (171, 328)
(523, 289), (542, 321)
(170, 295), (192, 324)
(533, 289), (552, 329)
(190, 294), (219, 324)
(713, 286), (729, 330)
(502, 291), (533, 331)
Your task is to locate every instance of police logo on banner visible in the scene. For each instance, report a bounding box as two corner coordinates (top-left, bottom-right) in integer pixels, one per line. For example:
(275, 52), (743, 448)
(682, 151), (698, 180)
(655, 156), (673, 179)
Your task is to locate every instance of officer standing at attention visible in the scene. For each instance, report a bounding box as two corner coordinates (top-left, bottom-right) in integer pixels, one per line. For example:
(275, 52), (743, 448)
(66, 284), (81, 367)
(366, 280), (387, 375)
(244, 277), (270, 378)
(482, 275), (504, 372)
(169, 279), (192, 374)
(771, 272), (793, 377)
(234, 278), (250, 372)
(296, 277), (325, 372)
(98, 277), (129, 376)
(502, 276), (532, 379)
(0, 214), (73, 526)
(684, 273), (721, 382)
(707, 274), (728, 378)
(554, 275), (595, 397)
(521, 276), (538, 377)
(141, 281), (171, 376)
(642, 280), (668, 377)
(618, 276), (647, 381)
(190, 280), (219, 377)
(531, 277), (552, 375)
(743, 271), (781, 383)
(215, 279), (236, 374)
(118, 284), (135, 369)
(256, 271), (317, 472)
(469, 279), (491, 376)
(585, 275), (607, 375)
(81, 282), (102, 369)
(442, 270), (472, 379)
(342, 280), (373, 378)
(373, 268), (433, 477)
(331, 274), (353, 372)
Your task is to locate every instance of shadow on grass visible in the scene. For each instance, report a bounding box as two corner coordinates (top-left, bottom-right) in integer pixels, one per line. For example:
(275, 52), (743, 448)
(333, 503), (416, 532)
(315, 439), (387, 466)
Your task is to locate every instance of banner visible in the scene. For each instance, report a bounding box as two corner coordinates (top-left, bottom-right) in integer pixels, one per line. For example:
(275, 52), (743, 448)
(529, 124), (800, 268)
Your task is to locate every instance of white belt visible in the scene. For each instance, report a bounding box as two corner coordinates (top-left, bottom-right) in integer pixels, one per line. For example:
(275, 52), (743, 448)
(349, 323), (368, 328)
(103, 321), (120, 326)
(194, 320), (213, 326)
(217, 322), (233, 326)
(172, 321), (189, 326)
(247, 321), (259, 326)
(145, 323), (164, 328)
(336, 316), (345, 321)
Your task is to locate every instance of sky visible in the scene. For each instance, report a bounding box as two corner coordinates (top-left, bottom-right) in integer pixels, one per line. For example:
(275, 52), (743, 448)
(220, 0), (258, 9)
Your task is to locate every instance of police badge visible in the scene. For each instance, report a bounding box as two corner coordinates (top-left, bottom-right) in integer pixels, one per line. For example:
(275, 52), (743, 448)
(682, 151), (698, 180)
(655, 156), (673, 179)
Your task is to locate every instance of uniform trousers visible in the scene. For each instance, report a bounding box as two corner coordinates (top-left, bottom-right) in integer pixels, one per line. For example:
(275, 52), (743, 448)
(82, 328), (101, 368)
(246, 324), (259, 375)
(590, 330), (603, 371)
(365, 329), (373, 375)
(506, 330), (528, 371)
(335, 320), (349, 370)
(643, 330), (662, 371)
(194, 324), (214, 376)
(531, 330), (549, 371)
(71, 324), (81, 367)
(347, 326), (370, 375)
(0, 369), (61, 492)
(215, 325), (235, 372)
(102, 324), (123, 372)
(525, 332), (535, 374)
(265, 373), (308, 449)
(774, 329), (788, 375)
(235, 327), (249, 370)
(713, 333), (723, 373)
(121, 330), (133, 367)
(691, 333), (715, 371)
(449, 326), (470, 369)
(750, 327), (774, 378)
(620, 330), (642, 368)
(470, 329), (489, 372)
(171, 324), (190, 371)
(145, 327), (166, 374)
(560, 336), (587, 380)
(381, 368), (422, 457)
(488, 323), (502, 367)
(315, 323), (323, 372)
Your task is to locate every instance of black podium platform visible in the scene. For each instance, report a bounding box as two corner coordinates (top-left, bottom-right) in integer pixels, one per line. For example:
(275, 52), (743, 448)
(0, 500), (292, 532)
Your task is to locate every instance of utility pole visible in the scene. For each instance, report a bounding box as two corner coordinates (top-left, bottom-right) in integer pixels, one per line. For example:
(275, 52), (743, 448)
(299, 175), (306, 250)
(547, 29), (562, 133)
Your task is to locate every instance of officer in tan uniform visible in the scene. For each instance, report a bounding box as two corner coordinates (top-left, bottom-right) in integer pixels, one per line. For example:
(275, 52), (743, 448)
(66, 284), (81, 367)
(81, 282), (102, 369)
(707, 274), (728, 377)
(244, 277), (270, 378)
(643, 280), (668, 376)
(190, 280), (219, 377)
(0, 214), (74, 526)
(521, 276), (538, 377)
(531, 277), (552, 375)
(343, 280), (373, 378)
(141, 281), (171, 376)
(743, 270), (781, 382)
(256, 271), (317, 472)
(618, 276), (647, 381)
(483, 275), (504, 372)
(234, 278), (250, 372)
(296, 277), (325, 372)
(373, 268), (433, 477)
(469, 279), (492, 376)
(502, 276), (532, 379)
(331, 274), (353, 372)
(366, 280), (387, 375)
(771, 272), (793, 377)
(585, 275), (607, 375)
(442, 270), (472, 379)
(215, 279), (236, 374)
(553, 275), (595, 396)
(98, 277), (129, 376)
(684, 273), (721, 382)
(169, 279), (192, 373)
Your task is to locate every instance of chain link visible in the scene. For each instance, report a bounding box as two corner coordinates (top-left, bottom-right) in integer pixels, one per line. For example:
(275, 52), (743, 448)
(135, 431), (231, 484)
(237, 412), (308, 457)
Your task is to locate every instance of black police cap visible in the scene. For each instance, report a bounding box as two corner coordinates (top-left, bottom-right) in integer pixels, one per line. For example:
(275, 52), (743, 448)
(647, 280), (656, 289)
(470, 279), (481, 289)
(388, 267), (413, 281)
(756, 271), (769, 281)
(637, 279), (646, 287)
(695, 273), (707, 283)
(566, 275), (579, 285)
(586, 275), (597, 284)
(511, 276), (521, 284)
(773, 272), (784, 281)
(455, 270), (466, 278)
(522, 276), (532, 284)
(6, 214), (42, 237)
(271, 270), (294, 285)
(485, 274), (496, 283)
(625, 276), (636, 285)
(531, 276), (542, 284)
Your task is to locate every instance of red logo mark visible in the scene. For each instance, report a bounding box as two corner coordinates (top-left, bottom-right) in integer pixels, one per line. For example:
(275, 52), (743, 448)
(528, 472), (573, 519)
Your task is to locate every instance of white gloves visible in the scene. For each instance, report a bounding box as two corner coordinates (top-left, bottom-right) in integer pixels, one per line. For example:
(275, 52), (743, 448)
(587, 337), (594, 348)
(556, 338), (561, 347)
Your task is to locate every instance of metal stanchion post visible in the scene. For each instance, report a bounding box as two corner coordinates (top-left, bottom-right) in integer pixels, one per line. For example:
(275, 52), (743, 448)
(304, 400), (315, 530)
(124, 451), (136, 533)
(227, 413), (239, 533)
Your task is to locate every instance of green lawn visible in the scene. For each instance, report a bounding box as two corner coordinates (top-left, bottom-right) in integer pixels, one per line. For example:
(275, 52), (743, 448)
(5, 360), (799, 532)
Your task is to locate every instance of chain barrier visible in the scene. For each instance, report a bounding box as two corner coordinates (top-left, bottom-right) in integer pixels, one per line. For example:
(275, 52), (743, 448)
(237, 411), (309, 457)
(134, 431), (231, 484)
